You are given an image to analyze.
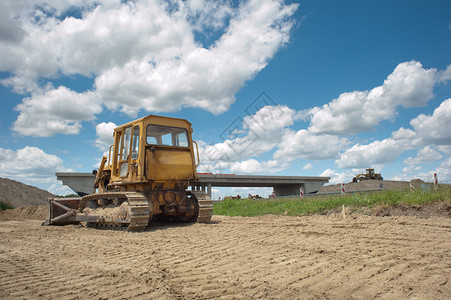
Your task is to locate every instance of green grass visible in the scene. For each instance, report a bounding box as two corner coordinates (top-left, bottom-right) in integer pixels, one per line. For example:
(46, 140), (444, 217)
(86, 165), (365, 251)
(213, 186), (451, 217)
(0, 200), (13, 211)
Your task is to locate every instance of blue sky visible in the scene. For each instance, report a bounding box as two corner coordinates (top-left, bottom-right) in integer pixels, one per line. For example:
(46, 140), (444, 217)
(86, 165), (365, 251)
(0, 0), (450, 198)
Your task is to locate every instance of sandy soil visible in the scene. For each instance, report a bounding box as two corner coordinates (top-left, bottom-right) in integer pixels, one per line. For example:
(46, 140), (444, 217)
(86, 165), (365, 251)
(0, 210), (450, 299)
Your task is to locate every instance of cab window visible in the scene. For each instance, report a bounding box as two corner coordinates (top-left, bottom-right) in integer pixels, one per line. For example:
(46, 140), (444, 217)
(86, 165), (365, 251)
(122, 127), (131, 160)
(146, 124), (189, 147)
(131, 125), (140, 160)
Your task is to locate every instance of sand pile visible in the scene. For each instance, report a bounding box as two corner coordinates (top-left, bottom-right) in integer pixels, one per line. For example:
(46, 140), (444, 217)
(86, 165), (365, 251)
(0, 205), (47, 220)
(0, 177), (54, 208)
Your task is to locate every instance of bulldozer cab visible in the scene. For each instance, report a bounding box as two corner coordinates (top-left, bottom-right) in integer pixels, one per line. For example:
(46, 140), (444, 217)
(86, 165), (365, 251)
(366, 168), (375, 176)
(108, 115), (199, 186)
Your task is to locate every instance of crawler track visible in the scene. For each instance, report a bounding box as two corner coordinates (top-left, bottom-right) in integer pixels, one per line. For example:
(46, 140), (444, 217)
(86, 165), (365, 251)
(192, 191), (213, 223)
(81, 192), (151, 231)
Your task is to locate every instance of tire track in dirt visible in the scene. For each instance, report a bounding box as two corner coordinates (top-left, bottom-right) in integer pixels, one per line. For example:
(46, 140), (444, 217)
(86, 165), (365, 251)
(0, 215), (450, 299)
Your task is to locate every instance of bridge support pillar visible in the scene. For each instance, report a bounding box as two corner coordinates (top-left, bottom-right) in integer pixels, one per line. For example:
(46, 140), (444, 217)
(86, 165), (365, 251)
(273, 184), (305, 197)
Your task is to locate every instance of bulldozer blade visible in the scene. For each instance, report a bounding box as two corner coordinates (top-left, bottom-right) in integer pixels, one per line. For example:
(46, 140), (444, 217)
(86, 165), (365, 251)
(44, 197), (82, 226)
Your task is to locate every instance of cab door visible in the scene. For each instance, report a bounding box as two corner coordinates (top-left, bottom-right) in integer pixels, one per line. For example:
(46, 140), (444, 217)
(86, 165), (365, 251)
(116, 125), (140, 179)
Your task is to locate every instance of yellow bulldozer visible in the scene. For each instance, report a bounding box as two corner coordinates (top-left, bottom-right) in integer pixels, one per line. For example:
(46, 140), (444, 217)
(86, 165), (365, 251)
(352, 168), (383, 182)
(44, 115), (212, 231)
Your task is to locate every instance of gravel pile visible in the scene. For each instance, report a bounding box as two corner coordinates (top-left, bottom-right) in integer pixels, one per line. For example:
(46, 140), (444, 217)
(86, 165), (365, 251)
(318, 179), (427, 194)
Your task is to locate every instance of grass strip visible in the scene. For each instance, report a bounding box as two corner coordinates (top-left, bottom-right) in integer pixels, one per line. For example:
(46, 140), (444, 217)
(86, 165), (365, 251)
(213, 186), (451, 217)
(0, 200), (13, 211)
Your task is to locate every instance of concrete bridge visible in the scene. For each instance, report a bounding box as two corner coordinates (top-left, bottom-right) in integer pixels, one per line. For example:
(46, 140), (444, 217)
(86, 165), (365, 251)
(56, 172), (329, 198)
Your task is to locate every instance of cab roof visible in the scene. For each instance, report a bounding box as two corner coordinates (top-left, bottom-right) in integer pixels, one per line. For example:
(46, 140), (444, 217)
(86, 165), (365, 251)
(114, 115), (192, 132)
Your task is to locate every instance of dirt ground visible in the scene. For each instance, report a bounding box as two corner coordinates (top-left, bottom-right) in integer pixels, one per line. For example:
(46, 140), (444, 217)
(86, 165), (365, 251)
(0, 208), (450, 299)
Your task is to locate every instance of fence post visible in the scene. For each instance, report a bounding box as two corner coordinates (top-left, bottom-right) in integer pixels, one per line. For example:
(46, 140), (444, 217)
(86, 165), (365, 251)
(434, 173), (438, 189)
(341, 183), (346, 196)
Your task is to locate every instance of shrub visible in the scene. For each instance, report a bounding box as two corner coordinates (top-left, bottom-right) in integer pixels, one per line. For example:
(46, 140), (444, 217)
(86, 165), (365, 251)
(0, 200), (13, 210)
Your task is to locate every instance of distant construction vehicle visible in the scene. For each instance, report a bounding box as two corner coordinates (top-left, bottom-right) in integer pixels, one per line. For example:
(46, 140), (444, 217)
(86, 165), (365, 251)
(352, 168), (383, 182)
(44, 115), (212, 231)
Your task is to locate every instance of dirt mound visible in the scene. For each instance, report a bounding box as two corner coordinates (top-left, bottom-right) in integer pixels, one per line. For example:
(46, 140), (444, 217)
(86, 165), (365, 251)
(0, 177), (54, 208)
(325, 201), (451, 218)
(318, 179), (427, 194)
(368, 202), (451, 218)
(0, 205), (47, 220)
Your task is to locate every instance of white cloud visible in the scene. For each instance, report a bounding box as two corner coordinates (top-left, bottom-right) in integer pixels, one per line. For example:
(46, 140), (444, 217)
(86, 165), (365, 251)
(96, 0), (298, 115)
(229, 159), (288, 174)
(336, 97), (451, 169)
(437, 145), (451, 156)
(230, 186), (272, 198)
(274, 130), (350, 161)
(409, 98), (451, 145)
(199, 104), (350, 174)
(402, 159), (451, 184)
(230, 159), (264, 174)
(12, 86), (101, 137)
(0, 146), (72, 187)
(319, 169), (352, 184)
(178, 0), (235, 33)
(95, 122), (116, 150)
(308, 61), (439, 135)
(319, 168), (334, 178)
(438, 64), (451, 83)
(335, 138), (403, 169)
(48, 182), (75, 196)
(403, 146), (443, 165)
(302, 163), (313, 170)
(199, 105), (296, 165)
(2, 0), (298, 136)
(402, 165), (422, 174)
(435, 157), (451, 183)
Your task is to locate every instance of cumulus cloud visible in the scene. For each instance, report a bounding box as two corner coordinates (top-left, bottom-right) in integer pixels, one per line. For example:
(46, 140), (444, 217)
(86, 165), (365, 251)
(437, 145), (451, 156)
(398, 158), (451, 184)
(319, 169), (352, 184)
(12, 86), (101, 136)
(335, 138), (403, 169)
(198, 103), (351, 174)
(95, 122), (116, 150)
(1, 0), (298, 136)
(302, 163), (313, 170)
(435, 157), (451, 183)
(307, 61), (439, 135)
(402, 165), (422, 174)
(203, 74), (451, 175)
(229, 159), (264, 174)
(229, 159), (288, 174)
(96, 0), (298, 115)
(199, 105), (296, 165)
(409, 98), (451, 145)
(0, 146), (72, 187)
(438, 64), (451, 83)
(274, 130), (349, 161)
(335, 97), (451, 169)
(403, 146), (443, 165)
(230, 187), (273, 198)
